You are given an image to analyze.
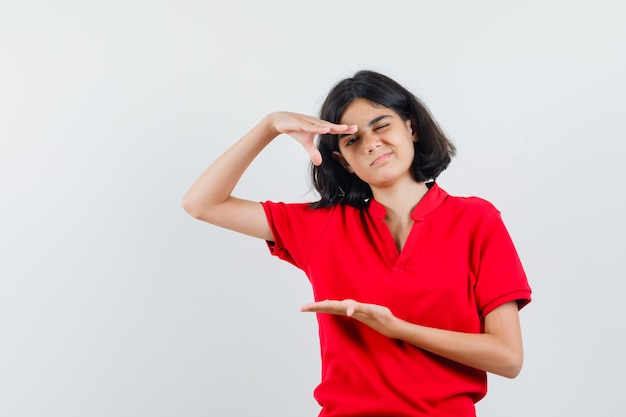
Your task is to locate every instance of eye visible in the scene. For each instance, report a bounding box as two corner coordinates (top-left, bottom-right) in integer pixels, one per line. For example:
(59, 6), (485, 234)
(345, 136), (359, 146)
(374, 123), (390, 131)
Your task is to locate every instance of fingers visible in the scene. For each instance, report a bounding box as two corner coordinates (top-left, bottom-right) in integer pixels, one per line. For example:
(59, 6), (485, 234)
(301, 300), (396, 338)
(293, 122), (356, 166)
(300, 299), (388, 320)
(300, 299), (358, 314)
(346, 303), (357, 317)
(272, 113), (355, 166)
(272, 111), (356, 136)
(317, 122), (357, 135)
(302, 142), (323, 166)
(298, 122), (356, 137)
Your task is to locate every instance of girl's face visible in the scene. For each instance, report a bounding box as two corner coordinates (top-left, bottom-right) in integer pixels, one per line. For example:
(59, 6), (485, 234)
(334, 98), (417, 189)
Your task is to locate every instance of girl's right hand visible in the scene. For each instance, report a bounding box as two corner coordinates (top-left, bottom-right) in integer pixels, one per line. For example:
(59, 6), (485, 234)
(265, 112), (357, 166)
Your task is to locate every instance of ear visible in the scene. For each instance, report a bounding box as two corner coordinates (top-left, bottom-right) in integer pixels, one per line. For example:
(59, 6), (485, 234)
(406, 119), (419, 142)
(332, 151), (354, 173)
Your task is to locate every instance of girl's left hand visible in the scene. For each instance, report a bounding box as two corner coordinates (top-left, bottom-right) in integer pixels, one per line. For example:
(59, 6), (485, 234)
(301, 299), (399, 338)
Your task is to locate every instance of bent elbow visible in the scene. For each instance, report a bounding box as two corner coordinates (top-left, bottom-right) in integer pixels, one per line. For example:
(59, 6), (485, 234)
(502, 365), (522, 379)
(181, 194), (225, 225)
(181, 194), (204, 220)
(499, 352), (524, 379)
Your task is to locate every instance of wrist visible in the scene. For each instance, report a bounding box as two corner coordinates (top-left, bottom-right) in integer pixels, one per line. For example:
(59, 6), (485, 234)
(383, 315), (405, 340)
(244, 113), (279, 147)
(261, 112), (281, 138)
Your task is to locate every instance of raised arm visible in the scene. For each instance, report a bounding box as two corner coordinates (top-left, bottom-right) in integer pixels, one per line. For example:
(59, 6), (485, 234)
(181, 112), (356, 240)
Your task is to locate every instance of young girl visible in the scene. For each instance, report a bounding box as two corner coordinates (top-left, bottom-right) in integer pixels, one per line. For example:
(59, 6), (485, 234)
(182, 70), (532, 417)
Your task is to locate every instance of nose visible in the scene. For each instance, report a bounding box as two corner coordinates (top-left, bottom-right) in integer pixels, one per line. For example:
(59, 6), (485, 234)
(363, 132), (381, 153)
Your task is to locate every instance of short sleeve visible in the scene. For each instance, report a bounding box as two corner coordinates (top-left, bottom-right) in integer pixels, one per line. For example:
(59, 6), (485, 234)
(260, 201), (330, 269)
(474, 212), (532, 317)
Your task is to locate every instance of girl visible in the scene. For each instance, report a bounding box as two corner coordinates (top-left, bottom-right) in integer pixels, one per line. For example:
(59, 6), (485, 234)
(182, 70), (532, 417)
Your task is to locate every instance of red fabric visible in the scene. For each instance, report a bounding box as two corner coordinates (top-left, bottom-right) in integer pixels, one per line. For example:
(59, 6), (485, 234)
(261, 183), (531, 417)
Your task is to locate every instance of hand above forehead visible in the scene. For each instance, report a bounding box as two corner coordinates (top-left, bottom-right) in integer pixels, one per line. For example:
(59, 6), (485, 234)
(267, 111), (357, 166)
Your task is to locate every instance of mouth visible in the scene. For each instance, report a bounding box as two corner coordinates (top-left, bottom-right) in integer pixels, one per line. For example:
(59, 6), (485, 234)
(370, 152), (392, 166)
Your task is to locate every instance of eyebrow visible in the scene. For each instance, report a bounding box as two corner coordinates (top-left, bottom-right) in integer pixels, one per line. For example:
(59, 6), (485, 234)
(338, 114), (393, 139)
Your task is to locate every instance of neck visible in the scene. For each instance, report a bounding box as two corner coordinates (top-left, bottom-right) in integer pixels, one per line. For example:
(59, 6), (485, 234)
(371, 180), (429, 222)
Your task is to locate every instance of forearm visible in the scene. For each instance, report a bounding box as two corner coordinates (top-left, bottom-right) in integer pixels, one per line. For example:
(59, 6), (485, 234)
(388, 304), (523, 378)
(390, 322), (519, 377)
(181, 115), (277, 220)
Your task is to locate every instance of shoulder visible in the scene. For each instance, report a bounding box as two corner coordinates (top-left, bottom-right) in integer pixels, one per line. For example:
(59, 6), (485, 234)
(440, 189), (500, 218)
(432, 187), (505, 237)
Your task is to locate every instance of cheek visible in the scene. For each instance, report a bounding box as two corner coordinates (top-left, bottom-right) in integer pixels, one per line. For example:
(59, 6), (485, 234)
(341, 147), (360, 163)
(407, 146), (417, 161)
(343, 155), (359, 170)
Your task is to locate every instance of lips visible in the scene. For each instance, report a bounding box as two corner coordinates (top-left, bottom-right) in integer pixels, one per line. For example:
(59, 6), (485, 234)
(370, 152), (392, 166)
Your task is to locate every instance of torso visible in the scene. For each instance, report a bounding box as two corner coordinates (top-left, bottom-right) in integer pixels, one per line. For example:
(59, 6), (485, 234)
(260, 183), (531, 417)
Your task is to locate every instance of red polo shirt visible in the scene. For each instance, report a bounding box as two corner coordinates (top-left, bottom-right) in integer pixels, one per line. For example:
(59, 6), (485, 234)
(261, 183), (531, 417)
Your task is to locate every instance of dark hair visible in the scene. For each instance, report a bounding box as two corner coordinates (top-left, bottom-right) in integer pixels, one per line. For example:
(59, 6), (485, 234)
(310, 70), (456, 209)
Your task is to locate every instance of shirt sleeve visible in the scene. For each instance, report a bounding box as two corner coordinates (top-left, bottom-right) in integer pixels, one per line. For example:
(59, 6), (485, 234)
(474, 211), (532, 317)
(260, 201), (330, 269)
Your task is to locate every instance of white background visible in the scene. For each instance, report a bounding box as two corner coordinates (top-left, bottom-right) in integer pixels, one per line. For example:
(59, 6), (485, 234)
(1, 1), (625, 416)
